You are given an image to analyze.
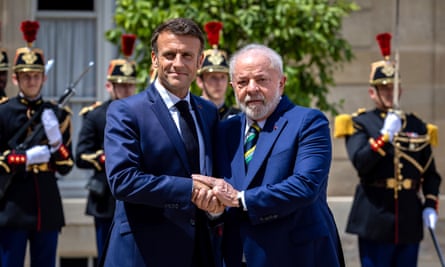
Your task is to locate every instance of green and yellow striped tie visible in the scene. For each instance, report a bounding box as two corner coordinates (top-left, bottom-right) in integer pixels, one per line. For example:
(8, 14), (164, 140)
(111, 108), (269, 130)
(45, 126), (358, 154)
(244, 122), (261, 166)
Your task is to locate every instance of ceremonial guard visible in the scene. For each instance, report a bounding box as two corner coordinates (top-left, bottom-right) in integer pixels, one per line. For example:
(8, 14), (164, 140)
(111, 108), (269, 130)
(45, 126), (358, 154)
(0, 21), (74, 267)
(75, 33), (137, 260)
(196, 21), (239, 120)
(0, 47), (8, 100)
(334, 33), (441, 266)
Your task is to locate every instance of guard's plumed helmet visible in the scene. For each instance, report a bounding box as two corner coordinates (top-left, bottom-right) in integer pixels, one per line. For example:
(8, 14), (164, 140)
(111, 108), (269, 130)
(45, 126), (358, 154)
(369, 32), (400, 86)
(0, 48), (8, 71)
(107, 33), (137, 84)
(198, 21), (229, 75)
(13, 21), (45, 73)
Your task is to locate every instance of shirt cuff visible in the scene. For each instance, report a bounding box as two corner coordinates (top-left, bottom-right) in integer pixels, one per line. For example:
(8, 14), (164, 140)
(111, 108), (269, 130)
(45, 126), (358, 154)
(237, 191), (247, 211)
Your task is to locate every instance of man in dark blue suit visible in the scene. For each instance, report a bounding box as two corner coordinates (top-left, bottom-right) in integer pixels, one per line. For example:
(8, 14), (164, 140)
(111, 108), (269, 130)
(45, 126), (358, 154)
(102, 18), (222, 267)
(193, 44), (345, 267)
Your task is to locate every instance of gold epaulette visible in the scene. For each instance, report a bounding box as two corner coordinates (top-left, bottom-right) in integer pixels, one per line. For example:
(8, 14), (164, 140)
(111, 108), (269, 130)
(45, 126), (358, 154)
(353, 108), (367, 116)
(427, 123), (438, 147)
(411, 112), (439, 147)
(79, 101), (102, 116)
(0, 96), (8, 104)
(334, 114), (353, 138)
(333, 108), (366, 138)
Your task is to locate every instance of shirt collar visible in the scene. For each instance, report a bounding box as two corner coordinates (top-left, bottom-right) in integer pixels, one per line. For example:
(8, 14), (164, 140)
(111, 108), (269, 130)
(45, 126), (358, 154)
(245, 117), (265, 132)
(155, 79), (191, 110)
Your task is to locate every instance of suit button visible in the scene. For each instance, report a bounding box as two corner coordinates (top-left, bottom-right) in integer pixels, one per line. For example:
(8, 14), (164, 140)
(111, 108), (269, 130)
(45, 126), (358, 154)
(190, 219), (196, 226)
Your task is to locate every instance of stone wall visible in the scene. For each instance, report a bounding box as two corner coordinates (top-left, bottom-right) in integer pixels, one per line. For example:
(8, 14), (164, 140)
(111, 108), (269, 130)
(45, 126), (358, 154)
(1, 0), (443, 195)
(3, 0), (445, 264)
(328, 0), (445, 196)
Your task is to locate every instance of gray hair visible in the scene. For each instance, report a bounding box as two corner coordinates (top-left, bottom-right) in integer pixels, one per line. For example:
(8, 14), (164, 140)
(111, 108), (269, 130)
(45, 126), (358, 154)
(229, 44), (283, 81)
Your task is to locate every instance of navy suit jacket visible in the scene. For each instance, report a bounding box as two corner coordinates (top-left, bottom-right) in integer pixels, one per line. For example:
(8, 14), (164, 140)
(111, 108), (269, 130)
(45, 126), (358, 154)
(216, 96), (344, 267)
(102, 83), (218, 267)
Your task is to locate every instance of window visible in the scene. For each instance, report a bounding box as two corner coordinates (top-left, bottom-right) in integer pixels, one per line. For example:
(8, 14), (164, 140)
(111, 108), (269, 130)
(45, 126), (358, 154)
(35, 1), (105, 197)
(38, 1), (94, 11)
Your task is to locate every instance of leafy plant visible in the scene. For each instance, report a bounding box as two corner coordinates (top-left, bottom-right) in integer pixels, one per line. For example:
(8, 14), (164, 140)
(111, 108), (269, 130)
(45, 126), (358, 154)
(106, 0), (358, 115)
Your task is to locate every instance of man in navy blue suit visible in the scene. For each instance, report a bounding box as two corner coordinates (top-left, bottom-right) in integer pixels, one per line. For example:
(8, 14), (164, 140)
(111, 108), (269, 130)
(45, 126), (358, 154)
(102, 18), (222, 267)
(193, 44), (345, 267)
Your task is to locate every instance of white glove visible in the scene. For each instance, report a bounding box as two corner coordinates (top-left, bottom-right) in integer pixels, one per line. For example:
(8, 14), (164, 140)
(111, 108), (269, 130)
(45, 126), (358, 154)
(42, 108), (62, 150)
(423, 207), (438, 229)
(26, 145), (51, 166)
(380, 112), (402, 141)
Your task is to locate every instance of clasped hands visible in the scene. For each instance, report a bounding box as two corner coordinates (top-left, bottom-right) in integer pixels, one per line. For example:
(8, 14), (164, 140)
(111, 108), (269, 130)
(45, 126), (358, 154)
(191, 174), (239, 214)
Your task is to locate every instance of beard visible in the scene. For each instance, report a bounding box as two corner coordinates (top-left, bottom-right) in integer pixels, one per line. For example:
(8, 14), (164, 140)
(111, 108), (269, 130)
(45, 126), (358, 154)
(238, 89), (281, 121)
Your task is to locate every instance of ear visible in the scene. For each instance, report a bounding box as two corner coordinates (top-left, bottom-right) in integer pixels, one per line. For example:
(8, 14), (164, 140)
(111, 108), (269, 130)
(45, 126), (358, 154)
(198, 52), (204, 68)
(11, 73), (18, 86)
(151, 51), (158, 68)
(279, 75), (287, 95)
(196, 76), (204, 89)
(368, 86), (376, 97)
(105, 81), (113, 93)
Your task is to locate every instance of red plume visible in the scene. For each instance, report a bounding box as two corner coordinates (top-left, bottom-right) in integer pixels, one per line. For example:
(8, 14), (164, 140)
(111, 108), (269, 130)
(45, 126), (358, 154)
(204, 21), (223, 47)
(376, 32), (391, 59)
(121, 33), (136, 58)
(20, 21), (40, 46)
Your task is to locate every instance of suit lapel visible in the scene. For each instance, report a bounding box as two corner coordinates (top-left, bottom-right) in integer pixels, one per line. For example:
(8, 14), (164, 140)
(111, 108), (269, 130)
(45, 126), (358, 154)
(243, 117), (288, 188)
(231, 116), (248, 190)
(146, 86), (191, 173)
(242, 97), (293, 188)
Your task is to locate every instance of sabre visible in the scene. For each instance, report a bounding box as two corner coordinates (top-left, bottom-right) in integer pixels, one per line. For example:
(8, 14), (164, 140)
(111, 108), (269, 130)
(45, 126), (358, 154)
(58, 61), (95, 107)
(45, 59), (55, 75)
(392, 0), (401, 110)
(429, 227), (445, 267)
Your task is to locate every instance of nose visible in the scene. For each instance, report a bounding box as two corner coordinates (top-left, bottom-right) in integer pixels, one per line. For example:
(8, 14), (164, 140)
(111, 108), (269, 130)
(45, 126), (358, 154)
(246, 79), (259, 92)
(172, 54), (185, 67)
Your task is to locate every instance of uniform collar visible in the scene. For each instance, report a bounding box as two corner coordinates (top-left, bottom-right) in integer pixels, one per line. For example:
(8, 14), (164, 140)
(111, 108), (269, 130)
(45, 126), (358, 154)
(18, 93), (43, 107)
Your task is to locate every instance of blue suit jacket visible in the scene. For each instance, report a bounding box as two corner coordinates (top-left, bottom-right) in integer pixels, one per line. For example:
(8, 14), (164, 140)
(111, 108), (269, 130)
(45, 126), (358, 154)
(102, 83), (218, 267)
(217, 96), (344, 267)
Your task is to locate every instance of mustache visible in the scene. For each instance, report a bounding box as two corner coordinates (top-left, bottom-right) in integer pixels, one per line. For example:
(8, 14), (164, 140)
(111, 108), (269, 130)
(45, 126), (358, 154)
(244, 95), (265, 102)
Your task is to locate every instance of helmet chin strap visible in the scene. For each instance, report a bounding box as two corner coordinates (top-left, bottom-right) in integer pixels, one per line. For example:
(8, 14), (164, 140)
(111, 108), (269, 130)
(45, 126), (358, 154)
(374, 86), (391, 111)
(112, 85), (120, 100)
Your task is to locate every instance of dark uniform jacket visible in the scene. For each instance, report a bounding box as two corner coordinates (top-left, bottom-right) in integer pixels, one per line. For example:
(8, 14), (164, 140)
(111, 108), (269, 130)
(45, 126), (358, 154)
(336, 108), (441, 244)
(75, 100), (115, 219)
(218, 104), (240, 120)
(0, 95), (73, 231)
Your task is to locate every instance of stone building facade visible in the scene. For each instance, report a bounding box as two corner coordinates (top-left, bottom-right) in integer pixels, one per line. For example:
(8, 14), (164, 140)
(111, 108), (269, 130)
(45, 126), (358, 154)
(1, 0), (444, 266)
(329, 0), (445, 196)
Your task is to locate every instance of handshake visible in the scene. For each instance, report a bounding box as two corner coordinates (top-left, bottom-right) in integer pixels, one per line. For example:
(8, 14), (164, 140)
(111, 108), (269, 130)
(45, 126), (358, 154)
(191, 174), (240, 214)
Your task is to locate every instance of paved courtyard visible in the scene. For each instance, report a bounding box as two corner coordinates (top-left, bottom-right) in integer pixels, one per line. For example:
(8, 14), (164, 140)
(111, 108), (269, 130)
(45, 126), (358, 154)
(330, 197), (445, 267)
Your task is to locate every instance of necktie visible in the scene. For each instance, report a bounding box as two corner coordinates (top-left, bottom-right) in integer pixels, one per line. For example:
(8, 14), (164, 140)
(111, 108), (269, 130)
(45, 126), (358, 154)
(244, 122), (260, 166)
(176, 100), (200, 173)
